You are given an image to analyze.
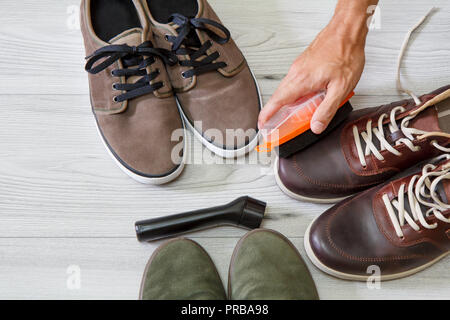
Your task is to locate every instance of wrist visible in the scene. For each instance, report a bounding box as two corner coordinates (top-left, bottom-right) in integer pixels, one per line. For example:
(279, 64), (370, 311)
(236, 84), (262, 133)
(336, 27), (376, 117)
(329, 1), (375, 45)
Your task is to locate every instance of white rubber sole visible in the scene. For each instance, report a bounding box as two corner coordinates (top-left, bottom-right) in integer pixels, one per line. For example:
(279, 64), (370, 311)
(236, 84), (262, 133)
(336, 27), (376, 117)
(304, 217), (450, 281)
(176, 70), (263, 159)
(95, 122), (187, 185)
(273, 157), (348, 204)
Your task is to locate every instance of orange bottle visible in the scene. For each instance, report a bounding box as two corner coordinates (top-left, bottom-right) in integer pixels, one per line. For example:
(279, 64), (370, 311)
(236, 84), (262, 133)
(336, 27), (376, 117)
(257, 91), (354, 152)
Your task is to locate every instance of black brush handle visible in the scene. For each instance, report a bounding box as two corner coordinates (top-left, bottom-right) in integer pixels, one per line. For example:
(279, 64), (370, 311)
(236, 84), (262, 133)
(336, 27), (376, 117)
(135, 196), (266, 242)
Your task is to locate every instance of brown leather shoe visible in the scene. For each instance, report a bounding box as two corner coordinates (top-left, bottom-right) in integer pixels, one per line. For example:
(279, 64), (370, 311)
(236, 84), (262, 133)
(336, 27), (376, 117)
(276, 85), (450, 203)
(305, 155), (450, 281)
(141, 0), (261, 158)
(81, 0), (186, 184)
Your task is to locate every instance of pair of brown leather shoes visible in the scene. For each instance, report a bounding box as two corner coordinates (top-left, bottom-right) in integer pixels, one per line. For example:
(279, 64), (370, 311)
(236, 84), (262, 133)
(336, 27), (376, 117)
(275, 86), (450, 280)
(81, 0), (261, 184)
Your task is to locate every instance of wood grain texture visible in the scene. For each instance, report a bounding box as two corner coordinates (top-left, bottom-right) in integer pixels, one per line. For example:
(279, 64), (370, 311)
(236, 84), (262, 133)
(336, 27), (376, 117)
(0, 238), (448, 300)
(1, 0), (449, 95)
(0, 0), (449, 299)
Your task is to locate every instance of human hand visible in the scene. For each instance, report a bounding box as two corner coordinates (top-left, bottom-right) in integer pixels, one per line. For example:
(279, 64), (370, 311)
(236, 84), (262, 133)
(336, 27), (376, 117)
(258, 16), (367, 134)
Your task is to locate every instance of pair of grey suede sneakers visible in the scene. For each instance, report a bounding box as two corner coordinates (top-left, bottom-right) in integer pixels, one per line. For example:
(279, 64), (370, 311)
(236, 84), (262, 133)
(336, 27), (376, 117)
(139, 229), (319, 300)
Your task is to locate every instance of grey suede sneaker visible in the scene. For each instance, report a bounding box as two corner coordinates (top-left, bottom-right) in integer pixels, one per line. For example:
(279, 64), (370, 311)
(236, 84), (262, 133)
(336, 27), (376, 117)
(228, 229), (319, 300)
(141, 0), (262, 158)
(139, 238), (226, 300)
(81, 0), (186, 184)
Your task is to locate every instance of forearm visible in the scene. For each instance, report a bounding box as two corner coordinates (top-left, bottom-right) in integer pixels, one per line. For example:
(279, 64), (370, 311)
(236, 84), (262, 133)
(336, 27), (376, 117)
(330, 0), (379, 44)
(260, 0), (376, 133)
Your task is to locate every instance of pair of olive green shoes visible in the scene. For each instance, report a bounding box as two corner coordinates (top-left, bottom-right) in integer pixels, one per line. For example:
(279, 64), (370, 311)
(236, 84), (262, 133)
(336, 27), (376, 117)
(139, 229), (319, 300)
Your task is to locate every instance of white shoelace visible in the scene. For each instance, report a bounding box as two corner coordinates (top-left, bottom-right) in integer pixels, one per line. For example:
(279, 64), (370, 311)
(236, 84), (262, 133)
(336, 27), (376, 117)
(353, 8), (450, 167)
(382, 159), (450, 238)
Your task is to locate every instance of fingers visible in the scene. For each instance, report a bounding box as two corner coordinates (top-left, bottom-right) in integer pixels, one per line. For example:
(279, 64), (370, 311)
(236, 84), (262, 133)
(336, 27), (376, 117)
(258, 73), (313, 129)
(310, 83), (347, 134)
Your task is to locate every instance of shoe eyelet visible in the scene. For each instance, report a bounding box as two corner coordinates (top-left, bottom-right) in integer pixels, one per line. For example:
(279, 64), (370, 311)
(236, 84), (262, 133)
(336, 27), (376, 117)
(113, 96), (119, 103)
(181, 72), (187, 79)
(112, 83), (118, 90)
(164, 35), (170, 41)
(111, 70), (116, 77)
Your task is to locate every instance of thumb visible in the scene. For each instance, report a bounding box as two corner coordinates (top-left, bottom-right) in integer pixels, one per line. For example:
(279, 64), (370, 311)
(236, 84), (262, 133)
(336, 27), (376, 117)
(310, 83), (347, 134)
(258, 75), (313, 129)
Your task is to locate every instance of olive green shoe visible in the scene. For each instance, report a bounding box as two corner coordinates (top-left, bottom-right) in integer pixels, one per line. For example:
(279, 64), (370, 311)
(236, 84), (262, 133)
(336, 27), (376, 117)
(139, 238), (226, 300)
(228, 229), (319, 300)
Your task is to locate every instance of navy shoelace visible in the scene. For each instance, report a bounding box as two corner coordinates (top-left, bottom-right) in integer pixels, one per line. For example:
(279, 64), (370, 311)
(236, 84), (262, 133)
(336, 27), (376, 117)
(85, 41), (178, 102)
(166, 13), (231, 78)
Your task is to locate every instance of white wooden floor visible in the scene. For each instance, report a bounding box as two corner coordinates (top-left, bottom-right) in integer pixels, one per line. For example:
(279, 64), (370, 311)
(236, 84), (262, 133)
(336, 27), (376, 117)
(0, 0), (449, 300)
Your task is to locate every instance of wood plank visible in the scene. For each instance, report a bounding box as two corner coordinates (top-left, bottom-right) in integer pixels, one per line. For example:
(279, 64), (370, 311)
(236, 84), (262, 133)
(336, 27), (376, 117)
(0, 94), (419, 238)
(0, 0), (449, 300)
(0, 237), (448, 300)
(0, 1), (448, 95)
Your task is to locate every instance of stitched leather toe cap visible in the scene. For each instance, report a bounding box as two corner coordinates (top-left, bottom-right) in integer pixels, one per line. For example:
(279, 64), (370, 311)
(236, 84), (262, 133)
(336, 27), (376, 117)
(307, 188), (444, 278)
(277, 156), (355, 200)
(307, 196), (373, 277)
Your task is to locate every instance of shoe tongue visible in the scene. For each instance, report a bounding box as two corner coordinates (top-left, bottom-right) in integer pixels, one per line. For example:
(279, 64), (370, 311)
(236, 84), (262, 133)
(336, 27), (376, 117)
(381, 106), (442, 147)
(408, 105), (442, 132)
(172, 23), (201, 48)
(365, 106), (441, 150)
(108, 28), (145, 85)
(434, 160), (450, 203)
(438, 179), (450, 203)
(109, 28), (143, 46)
(401, 177), (449, 218)
(185, 29), (201, 47)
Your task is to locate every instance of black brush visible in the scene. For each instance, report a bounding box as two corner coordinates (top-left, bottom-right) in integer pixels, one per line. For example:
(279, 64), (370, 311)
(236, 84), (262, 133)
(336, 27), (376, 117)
(276, 101), (353, 158)
(135, 196), (267, 242)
